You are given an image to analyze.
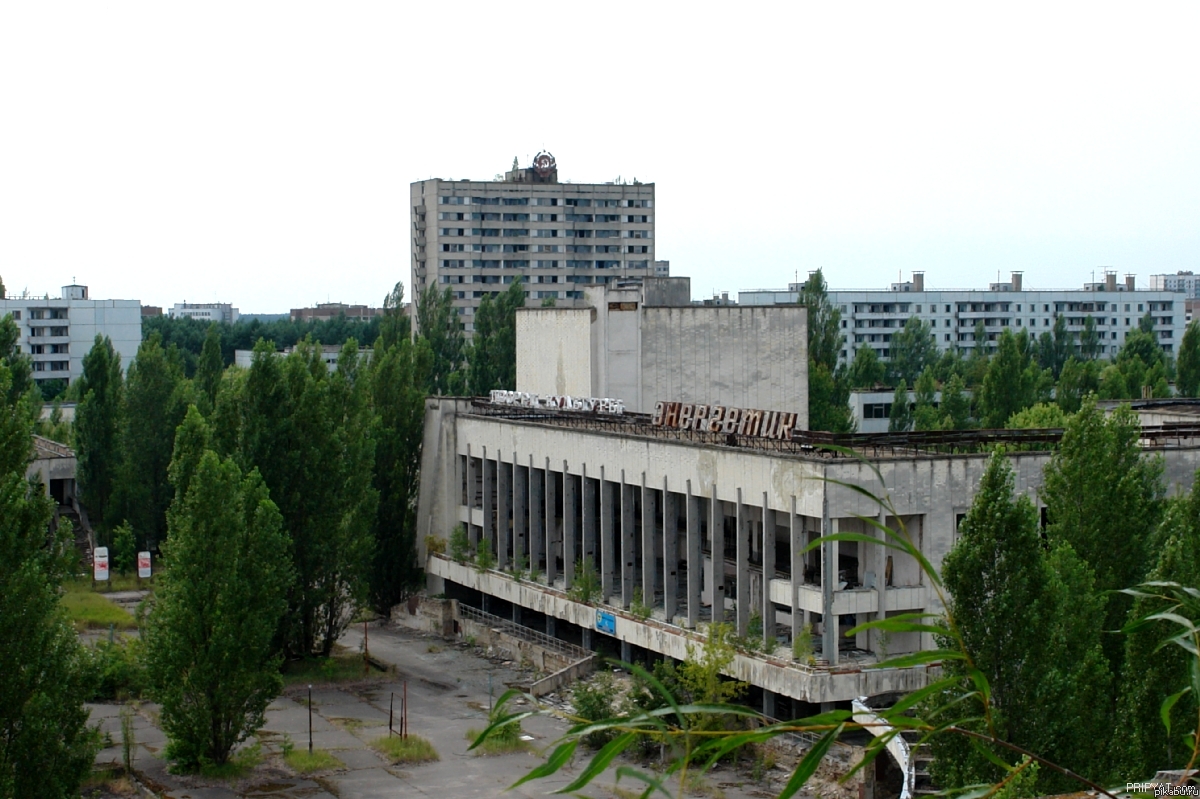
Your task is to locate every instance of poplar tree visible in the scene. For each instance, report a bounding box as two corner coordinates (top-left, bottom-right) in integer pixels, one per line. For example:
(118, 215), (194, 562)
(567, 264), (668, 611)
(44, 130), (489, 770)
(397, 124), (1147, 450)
(194, 323), (224, 413)
(847, 345), (885, 389)
(887, 317), (937, 386)
(1176, 321), (1200, 397)
(911, 366), (940, 430)
(416, 285), (465, 395)
(887, 380), (912, 432)
(467, 278), (524, 395)
(978, 329), (1036, 428)
(798, 270), (853, 432)
(144, 408), (292, 769)
(74, 335), (123, 534)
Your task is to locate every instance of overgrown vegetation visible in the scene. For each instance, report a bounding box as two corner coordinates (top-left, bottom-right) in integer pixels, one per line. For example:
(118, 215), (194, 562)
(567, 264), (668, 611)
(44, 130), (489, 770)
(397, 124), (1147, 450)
(372, 735), (440, 764)
(568, 557), (602, 604)
(283, 747), (343, 773)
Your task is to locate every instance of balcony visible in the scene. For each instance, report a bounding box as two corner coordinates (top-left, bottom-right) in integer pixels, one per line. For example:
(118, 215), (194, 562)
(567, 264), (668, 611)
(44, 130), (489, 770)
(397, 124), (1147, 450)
(769, 578), (925, 616)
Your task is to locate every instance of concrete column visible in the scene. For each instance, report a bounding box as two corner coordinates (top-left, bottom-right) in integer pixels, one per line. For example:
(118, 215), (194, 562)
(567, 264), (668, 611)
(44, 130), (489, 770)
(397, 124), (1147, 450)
(875, 507), (888, 654)
(582, 466), (596, 567)
(789, 496), (801, 650)
(709, 483), (725, 623)
(513, 604), (521, 624)
(582, 627), (592, 650)
(621, 639), (632, 664)
(621, 473), (635, 610)
(466, 445), (475, 511)
(821, 490), (839, 667)
(736, 488), (749, 637)
(480, 447), (491, 552)
(686, 482), (701, 629)
(545, 458), (558, 585)
(546, 616), (556, 637)
(600, 467), (614, 602)
(763, 690), (776, 720)
(496, 455), (510, 568)
(762, 492), (776, 649)
(529, 456), (543, 575)
(512, 456), (526, 570)
(563, 465), (577, 588)
(641, 474), (656, 610)
(663, 478), (678, 622)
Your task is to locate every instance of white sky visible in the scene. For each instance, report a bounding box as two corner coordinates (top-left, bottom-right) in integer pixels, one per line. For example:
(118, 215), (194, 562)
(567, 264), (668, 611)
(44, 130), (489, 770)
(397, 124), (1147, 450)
(2, 2), (1198, 311)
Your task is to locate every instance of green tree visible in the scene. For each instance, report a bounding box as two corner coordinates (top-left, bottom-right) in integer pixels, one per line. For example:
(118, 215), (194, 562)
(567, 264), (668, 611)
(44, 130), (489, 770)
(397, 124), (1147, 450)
(111, 522), (136, 576)
(378, 281), (411, 350)
(977, 329), (1036, 428)
(370, 326), (433, 613)
(0, 315), (36, 414)
(1005, 402), (1069, 429)
(110, 333), (190, 548)
(466, 278), (524, 396)
(939, 373), (972, 429)
(0, 361), (98, 798)
(888, 380), (912, 433)
(1176, 322), (1200, 397)
(1098, 329), (1170, 400)
(1139, 311), (1156, 334)
(1115, 492), (1200, 777)
(1041, 398), (1164, 672)
(0, 274), (5, 299)
(847, 346), (885, 389)
(933, 346), (966, 384)
(1079, 316), (1101, 360)
(912, 366), (940, 431)
(932, 452), (1111, 794)
(416, 285), (465, 395)
(74, 335), (124, 534)
(144, 410), (292, 770)
(194, 323), (224, 414)
(1056, 356), (1099, 414)
(798, 270), (853, 432)
(887, 317), (937, 386)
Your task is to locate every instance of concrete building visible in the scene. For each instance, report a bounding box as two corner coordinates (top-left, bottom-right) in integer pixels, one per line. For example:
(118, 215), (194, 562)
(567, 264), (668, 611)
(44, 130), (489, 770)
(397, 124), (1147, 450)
(1150, 271), (1200, 297)
(169, 302), (239, 325)
(516, 277), (808, 420)
(740, 271), (1185, 364)
(416, 396), (1200, 713)
(233, 343), (372, 372)
(411, 153), (657, 334)
(290, 302), (383, 323)
(0, 284), (141, 388)
(29, 435), (77, 506)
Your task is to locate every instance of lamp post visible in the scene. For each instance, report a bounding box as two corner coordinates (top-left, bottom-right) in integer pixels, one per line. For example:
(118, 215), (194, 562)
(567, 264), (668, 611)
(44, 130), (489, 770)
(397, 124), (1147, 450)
(308, 684), (313, 754)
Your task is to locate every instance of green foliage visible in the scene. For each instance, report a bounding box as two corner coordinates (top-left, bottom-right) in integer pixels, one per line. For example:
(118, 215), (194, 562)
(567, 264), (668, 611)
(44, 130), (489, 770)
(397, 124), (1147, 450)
(630, 587), (652, 620)
(34, 398), (72, 444)
(911, 366), (940, 431)
(0, 360), (98, 799)
(939, 373), (973, 430)
(416, 285), (465, 395)
(1056, 356), (1099, 414)
(195, 323), (224, 414)
(1098, 328), (1171, 399)
(1005, 401), (1069, 430)
(120, 705), (136, 775)
(448, 524), (469, 563)
(75, 335), (124, 535)
(572, 672), (621, 748)
(1041, 398), (1164, 671)
(568, 556), (602, 604)
(792, 623), (814, 663)
(1079, 315), (1102, 359)
(424, 534), (445, 556)
(61, 588), (137, 631)
(37, 378), (68, 403)
(86, 637), (147, 701)
(284, 747), (344, 773)
(847, 345), (885, 389)
(888, 317), (938, 386)
(887, 380), (912, 432)
(370, 303), (433, 613)
(1036, 316), (1074, 377)
(808, 360), (854, 433)
(144, 421), (294, 770)
(373, 734), (440, 763)
(978, 329), (1038, 428)
(475, 538), (496, 572)
(111, 521), (136, 576)
(1177, 322), (1200, 397)
(798, 270), (854, 433)
(932, 451), (1111, 793)
(467, 278), (525, 395)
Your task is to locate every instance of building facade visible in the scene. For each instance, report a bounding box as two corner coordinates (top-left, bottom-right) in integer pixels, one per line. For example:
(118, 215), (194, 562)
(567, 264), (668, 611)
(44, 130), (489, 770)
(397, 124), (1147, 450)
(417, 397), (1200, 713)
(1150, 271), (1200, 298)
(410, 153), (657, 334)
(169, 302), (239, 325)
(0, 284), (141, 388)
(516, 278), (808, 419)
(290, 302), (383, 323)
(741, 272), (1184, 364)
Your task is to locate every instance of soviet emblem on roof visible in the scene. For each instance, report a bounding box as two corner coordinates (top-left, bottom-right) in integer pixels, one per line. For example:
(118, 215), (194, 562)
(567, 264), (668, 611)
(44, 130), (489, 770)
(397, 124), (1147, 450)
(533, 151), (556, 178)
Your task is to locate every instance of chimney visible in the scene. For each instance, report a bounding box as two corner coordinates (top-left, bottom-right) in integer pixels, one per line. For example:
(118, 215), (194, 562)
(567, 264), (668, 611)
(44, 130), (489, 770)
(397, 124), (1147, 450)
(912, 272), (925, 292)
(1106, 272), (1117, 292)
(1126, 274), (1136, 291)
(1011, 271), (1023, 292)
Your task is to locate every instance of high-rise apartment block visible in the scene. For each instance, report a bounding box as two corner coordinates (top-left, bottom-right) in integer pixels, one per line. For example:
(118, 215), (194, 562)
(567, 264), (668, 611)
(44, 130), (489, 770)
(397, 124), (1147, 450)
(1150, 271), (1200, 298)
(410, 153), (656, 333)
(741, 271), (1184, 363)
(0, 284), (141, 388)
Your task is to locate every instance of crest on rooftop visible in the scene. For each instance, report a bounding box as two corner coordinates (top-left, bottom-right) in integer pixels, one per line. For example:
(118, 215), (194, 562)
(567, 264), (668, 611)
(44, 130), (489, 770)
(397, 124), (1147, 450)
(533, 151), (556, 178)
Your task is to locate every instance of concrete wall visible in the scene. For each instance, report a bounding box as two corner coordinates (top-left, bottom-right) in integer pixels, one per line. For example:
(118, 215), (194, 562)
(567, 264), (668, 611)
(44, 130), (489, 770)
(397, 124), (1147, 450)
(515, 307), (594, 397)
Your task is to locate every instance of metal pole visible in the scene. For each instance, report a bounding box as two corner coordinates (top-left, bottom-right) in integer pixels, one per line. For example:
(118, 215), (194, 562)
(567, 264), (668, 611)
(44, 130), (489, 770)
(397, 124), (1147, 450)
(403, 681), (408, 738)
(364, 620), (369, 676)
(389, 692), (394, 737)
(308, 685), (313, 754)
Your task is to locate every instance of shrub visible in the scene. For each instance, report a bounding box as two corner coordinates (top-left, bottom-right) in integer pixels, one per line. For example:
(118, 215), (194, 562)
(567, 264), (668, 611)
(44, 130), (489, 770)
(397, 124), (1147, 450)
(87, 638), (148, 701)
(448, 525), (469, 563)
(793, 623), (814, 664)
(475, 539), (496, 572)
(568, 557), (602, 604)
(424, 534), (446, 557)
(572, 672), (620, 748)
(630, 587), (652, 620)
(373, 734), (440, 764)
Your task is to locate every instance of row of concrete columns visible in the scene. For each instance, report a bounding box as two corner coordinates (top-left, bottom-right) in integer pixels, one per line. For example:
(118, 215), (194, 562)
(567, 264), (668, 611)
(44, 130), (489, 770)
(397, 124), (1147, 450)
(462, 447), (846, 666)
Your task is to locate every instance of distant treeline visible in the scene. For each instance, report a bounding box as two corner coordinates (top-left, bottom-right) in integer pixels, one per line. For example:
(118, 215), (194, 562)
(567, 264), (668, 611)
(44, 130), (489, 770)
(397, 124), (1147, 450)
(143, 313), (383, 376)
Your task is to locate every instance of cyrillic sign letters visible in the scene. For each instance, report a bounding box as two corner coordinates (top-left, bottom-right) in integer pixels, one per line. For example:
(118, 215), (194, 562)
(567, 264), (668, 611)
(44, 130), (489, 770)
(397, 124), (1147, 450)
(651, 401), (797, 440)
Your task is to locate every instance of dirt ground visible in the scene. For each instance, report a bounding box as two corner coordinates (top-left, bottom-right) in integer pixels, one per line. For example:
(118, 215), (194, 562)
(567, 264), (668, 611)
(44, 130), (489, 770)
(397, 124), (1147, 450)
(86, 621), (810, 799)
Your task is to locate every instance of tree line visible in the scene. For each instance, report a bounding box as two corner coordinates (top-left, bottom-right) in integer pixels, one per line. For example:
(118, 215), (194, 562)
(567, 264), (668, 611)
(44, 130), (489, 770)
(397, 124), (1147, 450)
(800, 269), (1200, 432)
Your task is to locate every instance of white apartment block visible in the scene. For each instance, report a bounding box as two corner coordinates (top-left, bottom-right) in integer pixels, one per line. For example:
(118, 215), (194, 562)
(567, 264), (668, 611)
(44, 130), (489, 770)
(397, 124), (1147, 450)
(0, 284), (141, 387)
(1150, 271), (1200, 298)
(410, 153), (656, 334)
(169, 302), (240, 325)
(741, 271), (1185, 364)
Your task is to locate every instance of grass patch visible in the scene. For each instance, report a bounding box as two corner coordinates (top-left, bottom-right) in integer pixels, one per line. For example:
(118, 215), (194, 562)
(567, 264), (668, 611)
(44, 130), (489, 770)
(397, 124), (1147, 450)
(66, 574), (150, 593)
(61, 590), (136, 631)
(371, 734), (440, 764)
(463, 727), (532, 756)
(283, 748), (343, 774)
(282, 652), (385, 685)
(198, 742), (264, 779)
(82, 766), (136, 796)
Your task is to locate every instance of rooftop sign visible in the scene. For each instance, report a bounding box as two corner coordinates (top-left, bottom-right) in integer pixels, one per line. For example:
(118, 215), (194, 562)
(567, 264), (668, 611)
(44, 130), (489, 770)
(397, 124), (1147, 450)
(490, 390), (625, 415)
(652, 401), (798, 441)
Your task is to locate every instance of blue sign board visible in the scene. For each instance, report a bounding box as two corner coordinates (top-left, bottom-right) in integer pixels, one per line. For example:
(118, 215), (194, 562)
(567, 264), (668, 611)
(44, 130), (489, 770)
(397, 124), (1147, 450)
(595, 610), (616, 635)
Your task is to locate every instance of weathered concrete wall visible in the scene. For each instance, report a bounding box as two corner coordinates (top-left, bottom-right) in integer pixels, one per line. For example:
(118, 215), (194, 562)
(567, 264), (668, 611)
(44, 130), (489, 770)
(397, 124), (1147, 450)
(391, 596), (454, 636)
(640, 306), (808, 425)
(515, 308), (594, 397)
(530, 655), (597, 697)
(416, 398), (472, 594)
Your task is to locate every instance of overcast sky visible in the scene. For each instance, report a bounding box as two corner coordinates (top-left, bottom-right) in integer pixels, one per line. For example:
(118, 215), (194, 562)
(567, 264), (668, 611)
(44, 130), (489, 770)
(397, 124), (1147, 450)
(2, 3), (1198, 311)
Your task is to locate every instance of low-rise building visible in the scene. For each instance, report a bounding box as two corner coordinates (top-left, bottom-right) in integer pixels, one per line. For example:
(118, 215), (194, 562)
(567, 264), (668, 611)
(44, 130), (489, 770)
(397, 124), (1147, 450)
(169, 302), (239, 325)
(0, 284), (141, 388)
(290, 303), (383, 323)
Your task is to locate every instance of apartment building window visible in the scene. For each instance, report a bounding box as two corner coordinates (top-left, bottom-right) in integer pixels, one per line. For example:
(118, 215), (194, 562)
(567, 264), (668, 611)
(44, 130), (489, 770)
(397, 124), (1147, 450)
(596, 214), (620, 223)
(502, 244), (529, 253)
(566, 260), (593, 268)
(532, 213), (558, 221)
(945, 334), (951, 342)
(31, 344), (45, 354)
(1125, 304), (1130, 312)
(915, 305), (922, 312)
(439, 196), (466, 205)
(502, 260), (529, 269)
(502, 198), (528, 206)
(1138, 304), (1144, 312)
(502, 213), (529, 221)
(439, 212), (465, 220)
(531, 198), (559, 206)
(626, 215), (648, 223)
(472, 197), (501, 205)
(623, 230), (652, 238)
(595, 200), (620, 207)
(535, 260), (560, 268)
(440, 259), (467, 268)
(501, 228), (528, 237)
(621, 199), (652, 207)
(571, 230), (593, 238)
(439, 228), (465, 236)
(11, 311), (18, 320)
(568, 245), (593, 253)
(472, 259), (500, 268)
(627, 245), (649, 253)
(628, 260), (649, 268)
(441, 243), (466, 252)
(532, 229), (559, 237)
(565, 199), (592, 207)
(945, 319), (951, 327)
(51, 327), (67, 336)
(595, 230), (620, 238)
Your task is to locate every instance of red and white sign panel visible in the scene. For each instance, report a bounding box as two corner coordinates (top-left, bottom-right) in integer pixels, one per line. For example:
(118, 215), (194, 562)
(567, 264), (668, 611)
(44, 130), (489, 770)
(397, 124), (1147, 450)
(94, 547), (110, 581)
(138, 551), (152, 579)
